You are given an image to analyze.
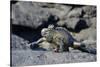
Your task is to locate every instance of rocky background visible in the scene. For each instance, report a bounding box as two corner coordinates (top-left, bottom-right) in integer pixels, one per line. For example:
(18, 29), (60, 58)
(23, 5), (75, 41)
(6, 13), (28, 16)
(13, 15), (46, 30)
(11, 1), (97, 66)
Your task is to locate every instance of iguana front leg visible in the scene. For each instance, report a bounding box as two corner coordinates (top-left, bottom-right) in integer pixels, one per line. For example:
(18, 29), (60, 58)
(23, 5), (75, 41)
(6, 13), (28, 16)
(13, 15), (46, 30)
(28, 37), (46, 45)
(54, 41), (64, 52)
(29, 37), (47, 49)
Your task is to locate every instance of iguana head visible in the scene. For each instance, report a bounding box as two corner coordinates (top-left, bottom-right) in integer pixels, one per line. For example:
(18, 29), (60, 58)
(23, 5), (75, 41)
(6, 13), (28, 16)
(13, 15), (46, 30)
(41, 24), (55, 37)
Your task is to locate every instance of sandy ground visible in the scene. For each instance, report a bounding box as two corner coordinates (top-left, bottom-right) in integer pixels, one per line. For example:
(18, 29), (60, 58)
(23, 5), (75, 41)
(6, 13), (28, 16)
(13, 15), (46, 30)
(11, 49), (96, 66)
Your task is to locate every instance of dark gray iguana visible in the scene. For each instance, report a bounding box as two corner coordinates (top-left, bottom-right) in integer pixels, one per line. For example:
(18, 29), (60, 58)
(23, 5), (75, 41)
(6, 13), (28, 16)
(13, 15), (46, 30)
(28, 25), (96, 54)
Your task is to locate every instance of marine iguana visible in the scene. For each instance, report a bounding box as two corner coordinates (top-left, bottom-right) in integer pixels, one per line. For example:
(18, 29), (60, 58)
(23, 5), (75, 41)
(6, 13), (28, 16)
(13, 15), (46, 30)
(28, 25), (96, 54)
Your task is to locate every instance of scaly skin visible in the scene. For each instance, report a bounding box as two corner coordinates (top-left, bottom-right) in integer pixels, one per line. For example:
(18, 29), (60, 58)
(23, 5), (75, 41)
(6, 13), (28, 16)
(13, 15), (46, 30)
(29, 25), (96, 54)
